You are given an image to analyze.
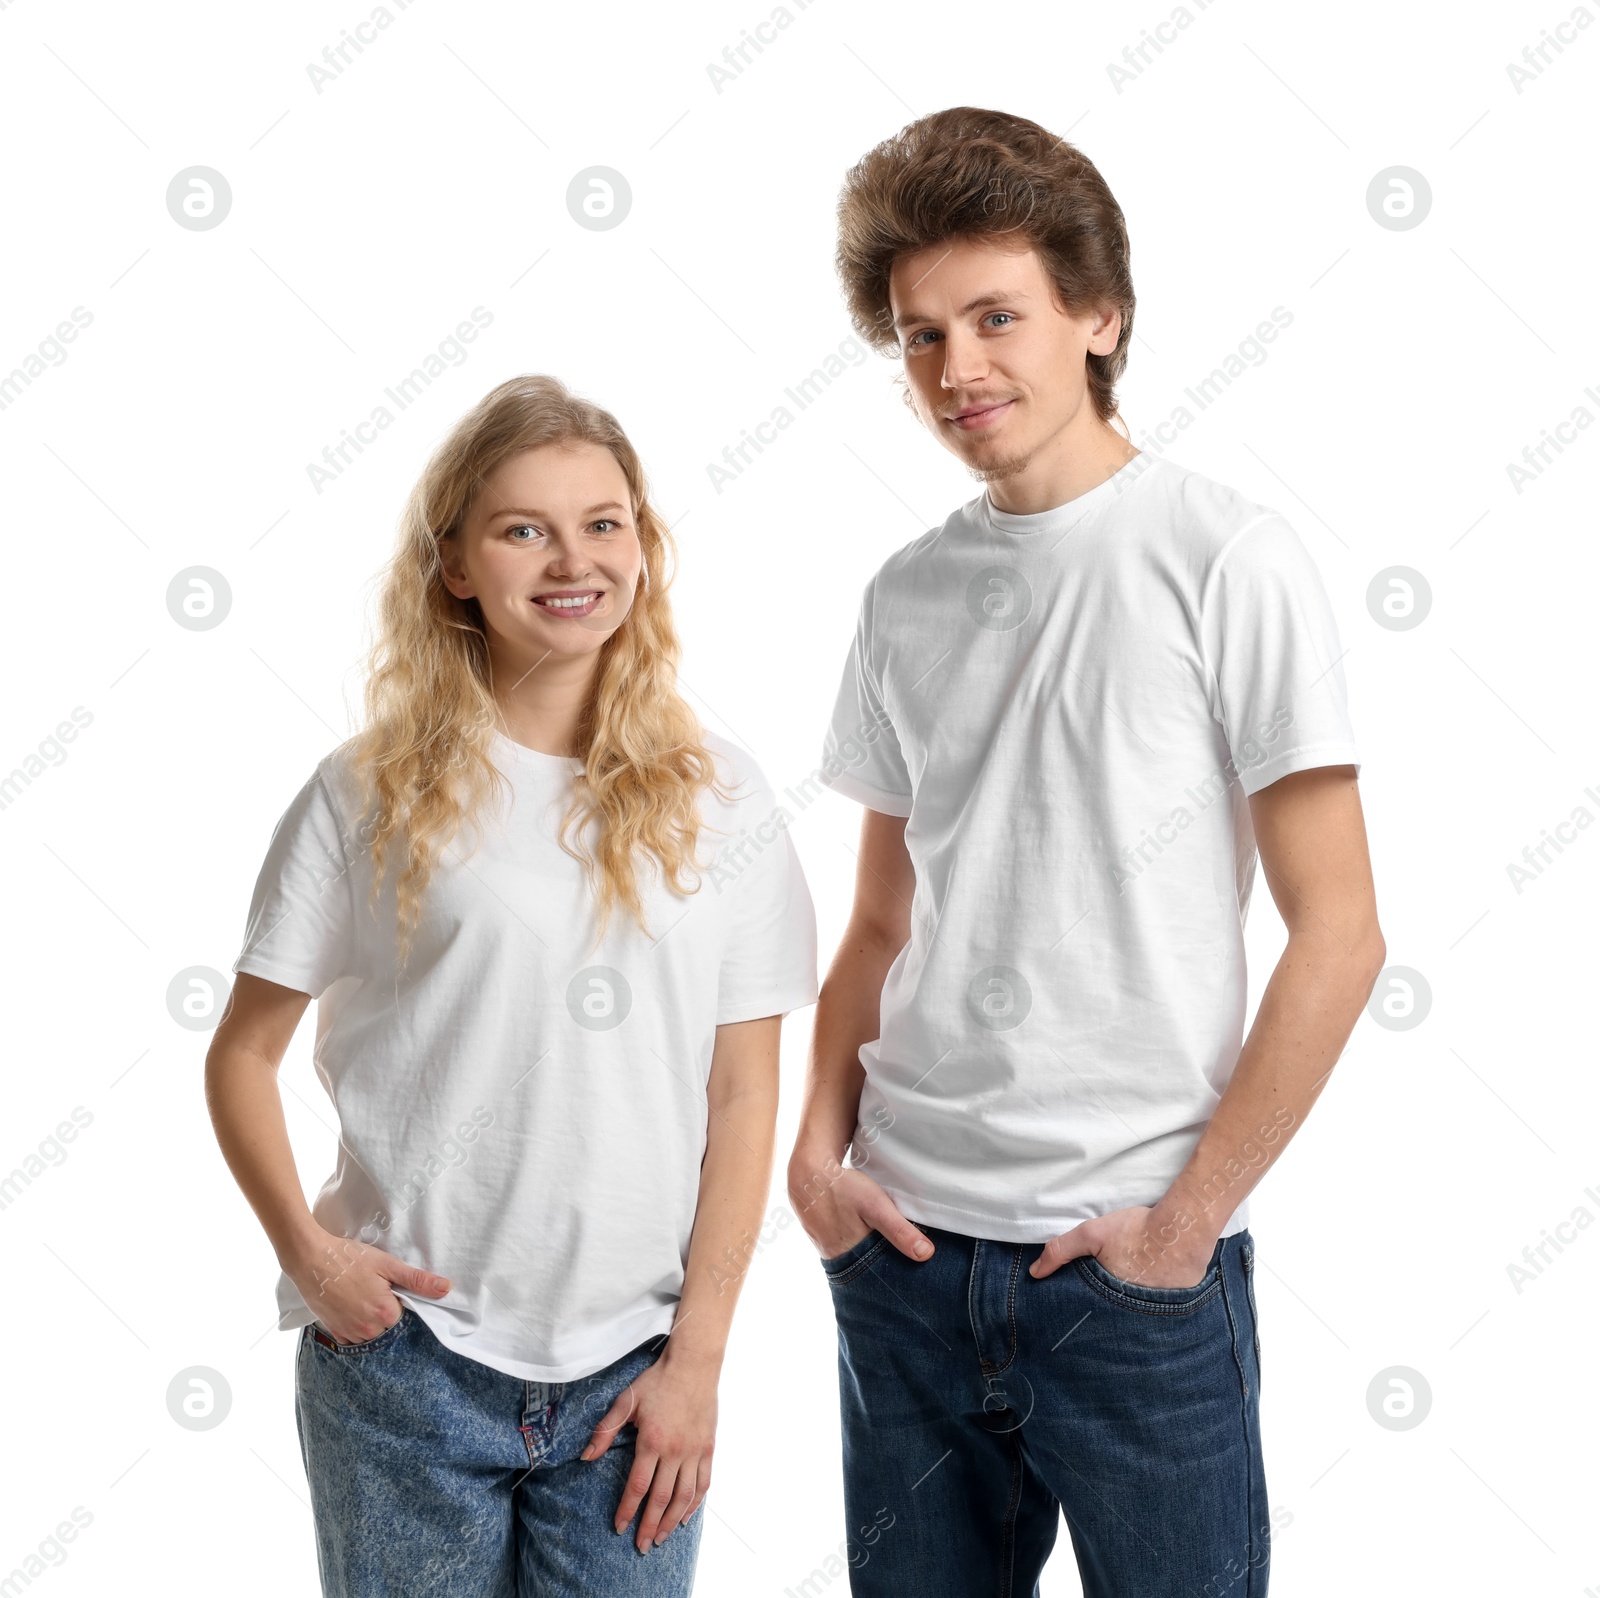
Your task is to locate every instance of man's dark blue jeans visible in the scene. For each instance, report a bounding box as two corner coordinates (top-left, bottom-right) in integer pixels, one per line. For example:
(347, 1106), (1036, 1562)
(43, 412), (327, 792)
(821, 1222), (1269, 1597)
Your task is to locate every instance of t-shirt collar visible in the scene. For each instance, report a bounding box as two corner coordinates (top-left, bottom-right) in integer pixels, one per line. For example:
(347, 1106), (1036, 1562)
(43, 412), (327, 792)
(980, 450), (1147, 537)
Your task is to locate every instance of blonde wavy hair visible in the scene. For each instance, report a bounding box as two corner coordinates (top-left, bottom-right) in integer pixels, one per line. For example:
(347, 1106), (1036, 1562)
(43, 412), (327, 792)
(345, 374), (729, 960)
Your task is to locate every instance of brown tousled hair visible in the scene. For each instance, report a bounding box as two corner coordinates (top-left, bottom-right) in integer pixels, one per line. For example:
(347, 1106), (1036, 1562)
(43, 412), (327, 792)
(835, 106), (1136, 429)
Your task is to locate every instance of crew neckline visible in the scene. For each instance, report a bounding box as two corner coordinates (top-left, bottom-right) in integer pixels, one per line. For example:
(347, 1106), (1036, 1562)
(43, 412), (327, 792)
(981, 450), (1151, 537)
(491, 729), (584, 771)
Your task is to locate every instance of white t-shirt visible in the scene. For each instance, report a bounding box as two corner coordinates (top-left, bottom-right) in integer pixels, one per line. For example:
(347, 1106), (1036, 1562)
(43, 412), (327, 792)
(820, 451), (1360, 1244)
(232, 729), (818, 1381)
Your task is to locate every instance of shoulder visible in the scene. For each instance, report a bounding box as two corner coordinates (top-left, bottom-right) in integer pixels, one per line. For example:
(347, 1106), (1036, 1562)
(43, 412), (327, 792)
(289, 741), (370, 838)
(699, 730), (775, 803)
(855, 501), (973, 609)
(1125, 454), (1314, 598)
(1128, 453), (1290, 555)
(698, 731), (796, 839)
(310, 739), (359, 799)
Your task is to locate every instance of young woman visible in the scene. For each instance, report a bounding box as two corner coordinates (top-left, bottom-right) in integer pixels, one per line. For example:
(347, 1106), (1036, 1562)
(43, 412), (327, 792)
(205, 374), (818, 1596)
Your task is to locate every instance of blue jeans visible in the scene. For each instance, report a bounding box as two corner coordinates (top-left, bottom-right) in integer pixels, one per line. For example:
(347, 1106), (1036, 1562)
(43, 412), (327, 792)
(294, 1306), (703, 1596)
(822, 1224), (1269, 1597)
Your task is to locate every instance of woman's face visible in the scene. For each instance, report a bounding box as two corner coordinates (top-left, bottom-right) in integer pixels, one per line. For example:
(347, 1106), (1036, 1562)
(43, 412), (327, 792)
(440, 440), (644, 669)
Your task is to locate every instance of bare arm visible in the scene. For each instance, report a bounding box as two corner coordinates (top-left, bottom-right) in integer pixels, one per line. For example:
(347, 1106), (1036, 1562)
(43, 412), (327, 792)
(203, 972), (451, 1340)
(1032, 764), (1386, 1283)
(583, 1013), (783, 1551)
(786, 808), (932, 1261)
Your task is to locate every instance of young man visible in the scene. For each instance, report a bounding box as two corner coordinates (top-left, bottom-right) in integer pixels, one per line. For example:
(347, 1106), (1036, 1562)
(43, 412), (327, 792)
(789, 107), (1385, 1596)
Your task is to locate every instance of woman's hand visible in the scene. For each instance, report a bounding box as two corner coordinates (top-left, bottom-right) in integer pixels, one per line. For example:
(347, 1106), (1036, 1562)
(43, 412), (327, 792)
(284, 1225), (452, 1345)
(581, 1345), (717, 1553)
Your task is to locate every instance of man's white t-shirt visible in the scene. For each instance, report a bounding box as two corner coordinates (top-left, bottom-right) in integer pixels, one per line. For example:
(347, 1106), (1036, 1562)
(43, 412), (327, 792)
(820, 451), (1360, 1244)
(232, 729), (817, 1381)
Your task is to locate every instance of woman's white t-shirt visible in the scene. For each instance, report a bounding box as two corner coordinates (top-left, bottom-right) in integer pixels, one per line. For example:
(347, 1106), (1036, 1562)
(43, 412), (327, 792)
(820, 451), (1360, 1245)
(232, 729), (818, 1381)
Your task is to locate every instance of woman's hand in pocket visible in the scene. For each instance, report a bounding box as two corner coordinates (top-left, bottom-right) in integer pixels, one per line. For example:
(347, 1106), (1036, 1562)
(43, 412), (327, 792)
(283, 1226), (452, 1345)
(582, 1344), (716, 1554)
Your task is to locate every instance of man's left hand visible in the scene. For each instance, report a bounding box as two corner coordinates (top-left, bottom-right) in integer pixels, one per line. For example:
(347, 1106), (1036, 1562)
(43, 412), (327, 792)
(1027, 1204), (1216, 1286)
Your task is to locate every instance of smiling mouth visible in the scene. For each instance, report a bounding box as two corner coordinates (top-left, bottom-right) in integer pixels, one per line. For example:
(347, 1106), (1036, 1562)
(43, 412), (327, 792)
(532, 590), (604, 618)
(948, 399), (1015, 431)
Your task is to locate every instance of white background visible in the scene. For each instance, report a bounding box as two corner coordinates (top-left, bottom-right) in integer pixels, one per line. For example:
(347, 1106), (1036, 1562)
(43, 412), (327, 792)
(2, 0), (1597, 1592)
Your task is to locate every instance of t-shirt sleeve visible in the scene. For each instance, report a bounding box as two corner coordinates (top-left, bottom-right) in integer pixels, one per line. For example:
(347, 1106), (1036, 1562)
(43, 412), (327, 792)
(713, 761), (820, 1027)
(232, 764), (357, 999)
(1202, 515), (1361, 796)
(819, 574), (914, 817)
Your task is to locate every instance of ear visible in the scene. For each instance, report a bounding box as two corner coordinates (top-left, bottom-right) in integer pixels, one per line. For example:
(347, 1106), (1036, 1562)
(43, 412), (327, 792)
(1087, 304), (1123, 356)
(437, 534), (475, 601)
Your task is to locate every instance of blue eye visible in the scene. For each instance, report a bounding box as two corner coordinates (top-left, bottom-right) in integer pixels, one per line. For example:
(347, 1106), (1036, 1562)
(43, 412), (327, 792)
(507, 524), (541, 542)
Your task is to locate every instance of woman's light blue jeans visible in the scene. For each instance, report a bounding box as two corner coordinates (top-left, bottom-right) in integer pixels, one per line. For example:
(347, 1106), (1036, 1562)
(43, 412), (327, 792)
(294, 1305), (703, 1596)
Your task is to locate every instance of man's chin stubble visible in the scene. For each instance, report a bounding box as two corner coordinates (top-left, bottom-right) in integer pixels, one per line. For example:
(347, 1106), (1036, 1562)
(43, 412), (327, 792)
(962, 446), (1032, 484)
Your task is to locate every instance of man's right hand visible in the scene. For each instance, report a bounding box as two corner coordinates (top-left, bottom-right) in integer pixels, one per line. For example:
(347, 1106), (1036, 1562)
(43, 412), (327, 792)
(283, 1227), (453, 1345)
(787, 1160), (934, 1263)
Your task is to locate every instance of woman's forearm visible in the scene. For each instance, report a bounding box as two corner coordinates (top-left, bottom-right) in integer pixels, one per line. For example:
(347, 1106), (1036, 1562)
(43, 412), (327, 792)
(663, 1030), (781, 1370)
(203, 979), (322, 1271)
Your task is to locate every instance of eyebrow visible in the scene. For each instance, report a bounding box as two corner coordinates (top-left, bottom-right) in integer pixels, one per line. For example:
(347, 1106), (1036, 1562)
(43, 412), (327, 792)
(893, 291), (1029, 332)
(487, 501), (628, 522)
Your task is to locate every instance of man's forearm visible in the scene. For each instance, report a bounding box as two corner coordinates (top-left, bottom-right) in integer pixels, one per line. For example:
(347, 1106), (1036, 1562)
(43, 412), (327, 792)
(787, 928), (899, 1204)
(1148, 920), (1386, 1262)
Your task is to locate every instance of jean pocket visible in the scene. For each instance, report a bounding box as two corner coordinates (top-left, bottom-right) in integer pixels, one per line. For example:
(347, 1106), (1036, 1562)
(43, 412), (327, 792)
(309, 1305), (408, 1354)
(1074, 1248), (1223, 1315)
(820, 1228), (886, 1283)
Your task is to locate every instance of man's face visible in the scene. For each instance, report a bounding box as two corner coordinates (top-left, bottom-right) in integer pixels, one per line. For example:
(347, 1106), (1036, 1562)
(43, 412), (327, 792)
(887, 234), (1121, 484)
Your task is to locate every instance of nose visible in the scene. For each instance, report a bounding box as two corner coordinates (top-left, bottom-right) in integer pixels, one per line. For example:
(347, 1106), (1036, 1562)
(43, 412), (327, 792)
(940, 325), (990, 392)
(543, 531), (589, 579)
